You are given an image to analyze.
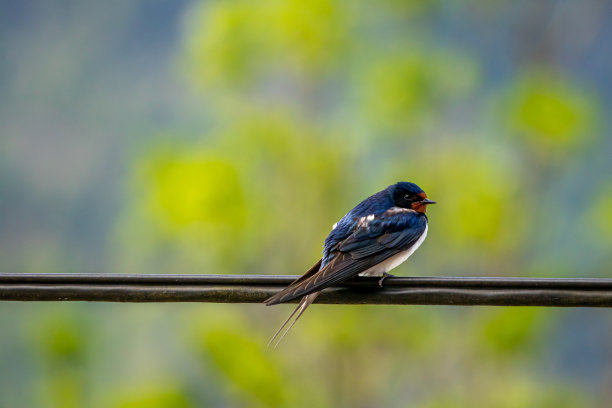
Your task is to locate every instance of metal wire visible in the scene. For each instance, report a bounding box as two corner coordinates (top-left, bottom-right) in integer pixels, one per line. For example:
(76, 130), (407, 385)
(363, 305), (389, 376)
(1, 274), (612, 307)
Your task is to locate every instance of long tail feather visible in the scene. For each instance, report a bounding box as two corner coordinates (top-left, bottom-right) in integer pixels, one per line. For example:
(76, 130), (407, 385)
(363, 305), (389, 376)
(267, 292), (320, 348)
(267, 303), (301, 348)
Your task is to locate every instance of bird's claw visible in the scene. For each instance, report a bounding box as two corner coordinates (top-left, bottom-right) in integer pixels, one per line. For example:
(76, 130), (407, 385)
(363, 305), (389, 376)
(378, 272), (395, 287)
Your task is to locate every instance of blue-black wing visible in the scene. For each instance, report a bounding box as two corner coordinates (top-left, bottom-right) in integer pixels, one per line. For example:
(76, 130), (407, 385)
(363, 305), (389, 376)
(265, 208), (427, 305)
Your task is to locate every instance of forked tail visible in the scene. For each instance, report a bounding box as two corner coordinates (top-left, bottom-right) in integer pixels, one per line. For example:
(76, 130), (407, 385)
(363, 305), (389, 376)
(267, 292), (320, 348)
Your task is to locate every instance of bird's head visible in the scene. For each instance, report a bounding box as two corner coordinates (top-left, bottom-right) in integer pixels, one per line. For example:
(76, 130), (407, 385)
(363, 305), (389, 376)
(392, 182), (436, 213)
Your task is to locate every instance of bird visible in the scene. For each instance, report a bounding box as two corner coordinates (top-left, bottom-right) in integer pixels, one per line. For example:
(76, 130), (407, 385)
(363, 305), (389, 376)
(265, 181), (436, 347)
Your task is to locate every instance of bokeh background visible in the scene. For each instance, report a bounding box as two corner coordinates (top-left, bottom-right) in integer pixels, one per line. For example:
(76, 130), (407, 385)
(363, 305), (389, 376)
(1, 0), (612, 406)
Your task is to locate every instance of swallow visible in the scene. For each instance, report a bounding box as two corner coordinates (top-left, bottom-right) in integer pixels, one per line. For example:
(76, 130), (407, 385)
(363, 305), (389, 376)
(265, 181), (436, 347)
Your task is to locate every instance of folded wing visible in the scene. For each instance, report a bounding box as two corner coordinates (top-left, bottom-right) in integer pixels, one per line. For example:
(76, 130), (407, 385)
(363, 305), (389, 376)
(265, 208), (426, 305)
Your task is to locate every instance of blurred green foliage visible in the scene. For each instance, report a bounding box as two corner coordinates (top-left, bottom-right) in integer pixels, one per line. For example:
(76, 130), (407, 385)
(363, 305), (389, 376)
(505, 71), (598, 159)
(590, 185), (612, 242)
(479, 308), (543, 353)
(204, 329), (286, 406)
(111, 385), (193, 408)
(1, 0), (611, 407)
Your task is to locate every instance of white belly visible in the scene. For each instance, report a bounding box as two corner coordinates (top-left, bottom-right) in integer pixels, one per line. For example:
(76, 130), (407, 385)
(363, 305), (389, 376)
(358, 223), (428, 277)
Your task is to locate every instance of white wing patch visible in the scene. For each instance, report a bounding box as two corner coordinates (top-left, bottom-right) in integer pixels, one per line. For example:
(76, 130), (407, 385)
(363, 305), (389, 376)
(356, 213), (376, 228)
(336, 207), (415, 231)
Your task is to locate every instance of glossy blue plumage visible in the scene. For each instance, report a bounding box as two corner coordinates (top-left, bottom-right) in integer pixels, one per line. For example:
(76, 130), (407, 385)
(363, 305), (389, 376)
(322, 182), (426, 267)
(266, 182), (430, 306)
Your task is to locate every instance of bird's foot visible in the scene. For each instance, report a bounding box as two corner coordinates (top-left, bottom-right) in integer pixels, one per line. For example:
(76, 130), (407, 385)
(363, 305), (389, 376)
(378, 272), (395, 287)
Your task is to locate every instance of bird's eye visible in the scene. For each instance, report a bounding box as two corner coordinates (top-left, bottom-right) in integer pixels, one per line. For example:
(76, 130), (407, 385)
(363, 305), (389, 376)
(404, 194), (410, 200)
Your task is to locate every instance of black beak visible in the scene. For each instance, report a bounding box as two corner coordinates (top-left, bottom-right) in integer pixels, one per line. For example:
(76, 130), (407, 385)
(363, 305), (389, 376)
(420, 199), (436, 205)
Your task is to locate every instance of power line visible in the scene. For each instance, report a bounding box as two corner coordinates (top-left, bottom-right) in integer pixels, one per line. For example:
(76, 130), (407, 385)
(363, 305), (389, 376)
(1, 274), (612, 306)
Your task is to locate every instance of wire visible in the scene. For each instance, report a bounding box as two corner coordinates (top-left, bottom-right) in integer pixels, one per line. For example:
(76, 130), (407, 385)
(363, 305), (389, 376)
(1, 274), (611, 306)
